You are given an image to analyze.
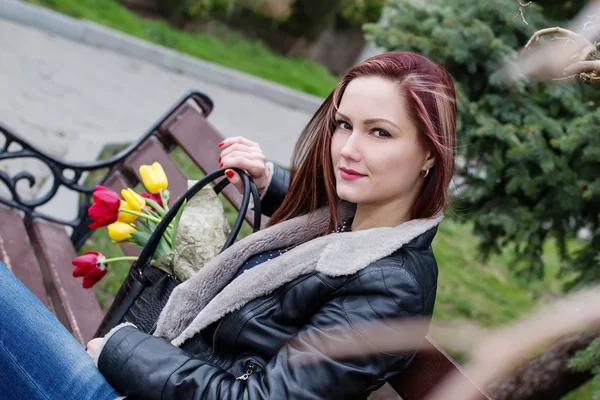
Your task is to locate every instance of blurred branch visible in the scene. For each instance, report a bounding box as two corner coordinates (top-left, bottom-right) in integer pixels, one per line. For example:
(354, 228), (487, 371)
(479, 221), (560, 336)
(525, 27), (598, 59)
(489, 332), (598, 400)
(522, 22), (600, 84)
(514, 1), (533, 25)
(563, 60), (600, 84)
(426, 287), (600, 400)
(525, 27), (591, 50)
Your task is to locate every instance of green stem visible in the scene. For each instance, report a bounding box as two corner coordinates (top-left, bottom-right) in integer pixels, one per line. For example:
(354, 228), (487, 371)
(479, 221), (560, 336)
(167, 226), (174, 244)
(103, 256), (139, 264)
(160, 189), (170, 212)
(143, 206), (161, 220)
(119, 209), (162, 224)
(143, 199), (166, 217)
(163, 233), (173, 247)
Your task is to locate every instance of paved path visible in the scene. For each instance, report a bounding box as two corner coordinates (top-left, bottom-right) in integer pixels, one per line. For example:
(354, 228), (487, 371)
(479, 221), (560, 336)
(0, 18), (314, 215)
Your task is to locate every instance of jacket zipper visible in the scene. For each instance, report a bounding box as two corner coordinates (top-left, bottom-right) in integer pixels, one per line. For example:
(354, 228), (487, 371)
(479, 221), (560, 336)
(236, 362), (256, 380)
(206, 318), (226, 363)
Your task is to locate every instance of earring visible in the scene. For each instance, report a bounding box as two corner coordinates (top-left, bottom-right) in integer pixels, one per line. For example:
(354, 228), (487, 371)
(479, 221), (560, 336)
(420, 168), (429, 178)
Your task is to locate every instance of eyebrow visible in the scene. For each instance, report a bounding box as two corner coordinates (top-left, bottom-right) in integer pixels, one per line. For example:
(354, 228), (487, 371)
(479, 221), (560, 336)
(335, 112), (401, 131)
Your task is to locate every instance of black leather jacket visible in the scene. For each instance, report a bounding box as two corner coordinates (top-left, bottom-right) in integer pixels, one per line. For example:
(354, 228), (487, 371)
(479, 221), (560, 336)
(98, 165), (439, 399)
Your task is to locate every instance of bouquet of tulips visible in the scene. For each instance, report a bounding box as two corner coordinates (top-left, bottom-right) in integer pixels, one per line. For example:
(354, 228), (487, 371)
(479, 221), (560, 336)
(72, 162), (230, 288)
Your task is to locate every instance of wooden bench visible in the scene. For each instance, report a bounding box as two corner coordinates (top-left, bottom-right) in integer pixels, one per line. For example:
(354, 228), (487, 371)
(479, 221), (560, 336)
(0, 91), (492, 400)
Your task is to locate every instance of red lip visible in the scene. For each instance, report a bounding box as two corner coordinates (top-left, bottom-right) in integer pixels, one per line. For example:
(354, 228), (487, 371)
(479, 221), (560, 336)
(339, 167), (366, 181)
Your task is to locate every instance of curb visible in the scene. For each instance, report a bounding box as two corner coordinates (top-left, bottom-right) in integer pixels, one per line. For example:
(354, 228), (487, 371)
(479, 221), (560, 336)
(0, 0), (323, 113)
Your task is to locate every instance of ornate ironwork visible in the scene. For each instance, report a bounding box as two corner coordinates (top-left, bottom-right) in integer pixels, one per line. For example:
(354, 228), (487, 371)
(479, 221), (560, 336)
(0, 90), (213, 250)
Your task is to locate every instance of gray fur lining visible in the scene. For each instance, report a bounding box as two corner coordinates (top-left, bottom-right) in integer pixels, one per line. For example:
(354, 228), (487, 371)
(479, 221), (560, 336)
(153, 203), (442, 347)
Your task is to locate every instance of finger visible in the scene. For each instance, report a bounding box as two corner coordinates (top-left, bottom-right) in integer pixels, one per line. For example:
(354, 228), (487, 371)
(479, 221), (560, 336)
(221, 157), (266, 179)
(219, 143), (262, 159)
(219, 136), (259, 150)
(221, 150), (266, 164)
(224, 169), (244, 193)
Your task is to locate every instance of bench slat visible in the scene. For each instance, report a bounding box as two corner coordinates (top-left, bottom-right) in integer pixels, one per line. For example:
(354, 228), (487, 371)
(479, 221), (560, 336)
(161, 105), (268, 228)
(0, 206), (53, 310)
(29, 219), (104, 345)
(389, 336), (493, 400)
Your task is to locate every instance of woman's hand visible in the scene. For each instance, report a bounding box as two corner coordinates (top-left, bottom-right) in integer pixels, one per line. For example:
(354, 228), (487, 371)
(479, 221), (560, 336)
(86, 337), (103, 360)
(219, 136), (271, 195)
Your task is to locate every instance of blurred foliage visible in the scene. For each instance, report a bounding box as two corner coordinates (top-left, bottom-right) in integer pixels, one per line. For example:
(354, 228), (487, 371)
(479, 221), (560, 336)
(276, 0), (343, 41)
(540, 0), (589, 21)
(157, 0), (293, 23)
(365, 0), (600, 396)
(337, 0), (387, 30)
(156, 0), (233, 23)
(237, 0), (294, 21)
(161, 0), (385, 42)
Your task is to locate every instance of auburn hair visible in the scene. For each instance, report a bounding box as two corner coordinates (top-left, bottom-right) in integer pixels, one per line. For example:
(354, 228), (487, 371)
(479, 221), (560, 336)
(267, 52), (457, 232)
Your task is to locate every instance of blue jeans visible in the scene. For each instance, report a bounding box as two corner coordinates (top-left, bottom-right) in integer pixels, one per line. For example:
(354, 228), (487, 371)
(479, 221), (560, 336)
(0, 262), (120, 400)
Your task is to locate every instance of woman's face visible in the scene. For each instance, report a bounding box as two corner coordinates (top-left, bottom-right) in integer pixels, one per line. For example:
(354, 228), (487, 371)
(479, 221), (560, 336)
(331, 76), (434, 209)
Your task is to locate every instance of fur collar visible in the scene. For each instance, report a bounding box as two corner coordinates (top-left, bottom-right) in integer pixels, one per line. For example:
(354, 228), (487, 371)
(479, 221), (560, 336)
(154, 203), (443, 346)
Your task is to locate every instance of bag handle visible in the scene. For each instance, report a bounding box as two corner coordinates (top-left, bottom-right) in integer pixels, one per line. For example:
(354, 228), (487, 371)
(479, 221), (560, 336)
(136, 168), (261, 272)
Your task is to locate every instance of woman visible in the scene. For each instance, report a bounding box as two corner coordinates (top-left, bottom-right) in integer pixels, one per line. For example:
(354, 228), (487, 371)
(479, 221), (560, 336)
(0, 51), (456, 399)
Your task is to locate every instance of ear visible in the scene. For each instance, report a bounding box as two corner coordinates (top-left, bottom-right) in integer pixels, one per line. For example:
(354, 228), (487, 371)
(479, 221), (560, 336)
(423, 150), (436, 170)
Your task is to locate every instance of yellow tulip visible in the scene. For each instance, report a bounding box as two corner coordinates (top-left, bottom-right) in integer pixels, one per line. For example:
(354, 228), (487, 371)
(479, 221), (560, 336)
(139, 162), (168, 194)
(117, 200), (137, 224)
(121, 188), (145, 211)
(107, 222), (137, 242)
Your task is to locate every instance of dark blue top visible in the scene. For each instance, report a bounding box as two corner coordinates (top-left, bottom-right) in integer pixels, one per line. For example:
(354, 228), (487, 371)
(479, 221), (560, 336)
(232, 246), (294, 280)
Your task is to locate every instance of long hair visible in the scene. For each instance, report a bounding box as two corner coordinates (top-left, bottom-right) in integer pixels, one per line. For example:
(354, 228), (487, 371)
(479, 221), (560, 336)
(268, 52), (457, 232)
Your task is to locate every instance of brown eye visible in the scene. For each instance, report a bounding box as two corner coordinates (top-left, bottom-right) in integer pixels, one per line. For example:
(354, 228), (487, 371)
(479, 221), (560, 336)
(336, 120), (352, 130)
(373, 129), (391, 138)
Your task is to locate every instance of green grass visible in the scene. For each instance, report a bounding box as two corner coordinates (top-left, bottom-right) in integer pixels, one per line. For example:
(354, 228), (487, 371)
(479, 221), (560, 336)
(563, 381), (597, 400)
(24, 0), (338, 98)
(431, 219), (571, 328)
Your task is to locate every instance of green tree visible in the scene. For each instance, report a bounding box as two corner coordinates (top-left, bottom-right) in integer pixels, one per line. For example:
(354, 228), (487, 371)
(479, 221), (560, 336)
(366, 0), (598, 290)
(570, 337), (600, 399)
(365, 0), (599, 398)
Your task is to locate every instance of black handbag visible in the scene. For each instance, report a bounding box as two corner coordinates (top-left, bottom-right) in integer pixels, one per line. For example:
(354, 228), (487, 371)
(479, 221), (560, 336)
(94, 168), (261, 338)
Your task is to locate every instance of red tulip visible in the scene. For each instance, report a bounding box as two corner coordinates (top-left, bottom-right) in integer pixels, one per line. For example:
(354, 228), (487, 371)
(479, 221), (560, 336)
(72, 251), (108, 288)
(88, 185), (120, 228)
(141, 192), (166, 210)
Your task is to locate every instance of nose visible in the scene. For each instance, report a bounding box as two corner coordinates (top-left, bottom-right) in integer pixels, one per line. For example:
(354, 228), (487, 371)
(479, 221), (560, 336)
(339, 131), (362, 162)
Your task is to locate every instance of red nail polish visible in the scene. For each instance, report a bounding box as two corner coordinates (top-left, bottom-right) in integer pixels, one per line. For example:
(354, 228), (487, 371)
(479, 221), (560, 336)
(218, 142), (224, 147)
(220, 163), (224, 168)
(218, 157), (221, 163)
(226, 170), (234, 179)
